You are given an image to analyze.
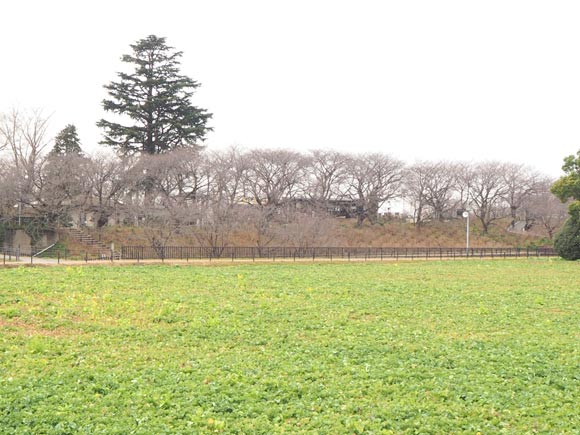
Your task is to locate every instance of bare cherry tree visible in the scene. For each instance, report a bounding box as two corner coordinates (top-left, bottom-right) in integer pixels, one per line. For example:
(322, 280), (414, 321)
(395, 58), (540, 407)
(404, 161), (459, 226)
(243, 149), (307, 207)
(0, 108), (50, 175)
(304, 149), (349, 207)
(171, 148), (211, 205)
(522, 181), (568, 239)
(206, 146), (248, 206)
(453, 162), (473, 211)
(502, 163), (544, 221)
(192, 202), (241, 257)
(403, 162), (433, 226)
(424, 161), (459, 220)
(343, 153), (405, 227)
(461, 161), (509, 234)
(133, 148), (209, 207)
(236, 205), (279, 253)
(84, 153), (127, 227)
(0, 109), (51, 223)
(0, 157), (18, 217)
(26, 153), (91, 225)
(129, 201), (196, 258)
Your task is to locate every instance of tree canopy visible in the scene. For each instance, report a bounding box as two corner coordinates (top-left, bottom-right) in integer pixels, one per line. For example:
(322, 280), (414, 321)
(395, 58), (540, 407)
(551, 149), (580, 260)
(551, 149), (580, 219)
(97, 35), (212, 155)
(51, 124), (82, 156)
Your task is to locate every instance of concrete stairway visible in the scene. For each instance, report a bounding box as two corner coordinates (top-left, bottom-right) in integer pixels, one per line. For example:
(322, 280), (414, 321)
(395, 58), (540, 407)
(61, 228), (121, 260)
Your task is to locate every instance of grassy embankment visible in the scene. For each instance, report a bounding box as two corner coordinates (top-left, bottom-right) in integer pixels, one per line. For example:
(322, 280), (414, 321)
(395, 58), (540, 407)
(0, 260), (578, 433)
(91, 217), (550, 250)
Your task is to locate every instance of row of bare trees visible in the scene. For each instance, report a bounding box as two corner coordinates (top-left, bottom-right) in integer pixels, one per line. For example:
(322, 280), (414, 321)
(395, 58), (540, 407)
(1, 109), (568, 251)
(403, 160), (566, 237)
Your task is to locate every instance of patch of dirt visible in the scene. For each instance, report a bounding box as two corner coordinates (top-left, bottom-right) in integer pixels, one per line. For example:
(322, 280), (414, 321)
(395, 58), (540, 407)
(0, 318), (80, 337)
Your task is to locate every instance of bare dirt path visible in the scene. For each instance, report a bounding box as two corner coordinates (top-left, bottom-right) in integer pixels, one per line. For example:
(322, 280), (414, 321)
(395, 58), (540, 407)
(16, 256), (61, 266)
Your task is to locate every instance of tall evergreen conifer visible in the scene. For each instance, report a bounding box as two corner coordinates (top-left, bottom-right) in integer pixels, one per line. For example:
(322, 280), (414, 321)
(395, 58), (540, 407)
(98, 35), (212, 155)
(52, 124), (82, 155)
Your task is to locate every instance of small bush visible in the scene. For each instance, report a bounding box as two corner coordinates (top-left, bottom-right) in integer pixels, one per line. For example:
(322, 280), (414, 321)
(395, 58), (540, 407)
(554, 217), (580, 260)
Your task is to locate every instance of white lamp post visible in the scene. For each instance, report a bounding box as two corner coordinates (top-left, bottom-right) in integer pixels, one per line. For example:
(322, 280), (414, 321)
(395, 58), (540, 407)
(462, 211), (470, 256)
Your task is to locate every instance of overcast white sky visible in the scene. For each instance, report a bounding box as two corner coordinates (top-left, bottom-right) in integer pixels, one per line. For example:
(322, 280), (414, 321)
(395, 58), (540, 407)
(2, 0), (579, 176)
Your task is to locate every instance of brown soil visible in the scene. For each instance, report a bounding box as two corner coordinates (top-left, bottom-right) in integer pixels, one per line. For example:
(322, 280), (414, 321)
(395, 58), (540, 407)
(85, 217), (549, 249)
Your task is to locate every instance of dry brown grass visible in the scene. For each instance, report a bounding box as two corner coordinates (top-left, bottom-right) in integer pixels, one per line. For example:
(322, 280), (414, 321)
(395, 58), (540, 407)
(83, 216), (549, 249)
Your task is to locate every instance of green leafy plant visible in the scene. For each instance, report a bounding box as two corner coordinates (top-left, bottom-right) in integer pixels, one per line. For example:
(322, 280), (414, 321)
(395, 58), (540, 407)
(551, 150), (580, 259)
(554, 216), (580, 260)
(1, 261), (579, 433)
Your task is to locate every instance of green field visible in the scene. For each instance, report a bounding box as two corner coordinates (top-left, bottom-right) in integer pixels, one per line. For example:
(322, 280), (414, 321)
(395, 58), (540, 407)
(0, 260), (579, 434)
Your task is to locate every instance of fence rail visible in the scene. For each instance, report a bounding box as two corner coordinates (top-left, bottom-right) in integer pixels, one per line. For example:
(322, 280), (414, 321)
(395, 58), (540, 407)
(1, 246), (21, 263)
(120, 246), (557, 261)
(0, 245), (558, 264)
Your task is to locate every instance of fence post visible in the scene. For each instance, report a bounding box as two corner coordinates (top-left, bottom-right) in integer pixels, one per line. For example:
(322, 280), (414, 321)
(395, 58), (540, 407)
(85, 251), (88, 263)
(57, 251), (60, 265)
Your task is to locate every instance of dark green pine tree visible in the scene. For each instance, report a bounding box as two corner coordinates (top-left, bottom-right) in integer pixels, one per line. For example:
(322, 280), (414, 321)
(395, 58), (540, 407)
(51, 124), (83, 155)
(97, 35), (212, 155)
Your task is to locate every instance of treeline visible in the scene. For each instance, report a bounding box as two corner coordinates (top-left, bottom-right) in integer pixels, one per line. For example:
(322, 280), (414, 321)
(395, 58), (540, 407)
(0, 109), (567, 250)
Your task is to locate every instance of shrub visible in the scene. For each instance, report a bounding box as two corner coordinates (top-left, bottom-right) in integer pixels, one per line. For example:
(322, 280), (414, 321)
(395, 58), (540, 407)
(554, 217), (580, 260)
